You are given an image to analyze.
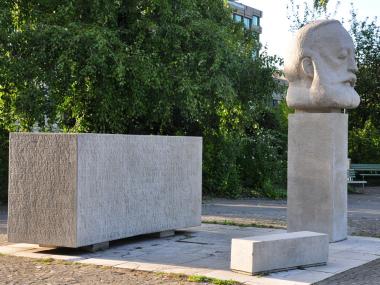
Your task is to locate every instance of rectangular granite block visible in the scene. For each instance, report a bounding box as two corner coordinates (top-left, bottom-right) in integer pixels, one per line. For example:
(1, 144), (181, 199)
(8, 133), (202, 248)
(230, 231), (329, 275)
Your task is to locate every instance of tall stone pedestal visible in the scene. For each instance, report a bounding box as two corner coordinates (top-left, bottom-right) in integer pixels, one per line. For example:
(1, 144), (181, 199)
(287, 113), (348, 242)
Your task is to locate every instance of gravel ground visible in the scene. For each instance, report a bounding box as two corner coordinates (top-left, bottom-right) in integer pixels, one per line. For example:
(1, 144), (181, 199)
(0, 255), (221, 285)
(315, 258), (380, 285)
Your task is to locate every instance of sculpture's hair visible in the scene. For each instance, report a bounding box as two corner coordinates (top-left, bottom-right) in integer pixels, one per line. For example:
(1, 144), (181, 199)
(284, 19), (341, 82)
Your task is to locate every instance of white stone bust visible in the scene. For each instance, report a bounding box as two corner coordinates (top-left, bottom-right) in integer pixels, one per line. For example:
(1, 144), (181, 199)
(284, 20), (360, 112)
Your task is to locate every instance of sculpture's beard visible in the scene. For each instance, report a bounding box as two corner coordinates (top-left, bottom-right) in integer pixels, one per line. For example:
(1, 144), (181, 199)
(310, 74), (360, 110)
(286, 71), (360, 111)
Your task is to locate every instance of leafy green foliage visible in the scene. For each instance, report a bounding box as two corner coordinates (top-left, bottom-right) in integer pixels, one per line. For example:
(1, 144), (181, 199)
(348, 11), (380, 163)
(188, 275), (240, 285)
(349, 121), (380, 163)
(0, 0), (286, 201)
(287, 0), (339, 32)
(313, 0), (329, 12)
(0, 127), (7, 203)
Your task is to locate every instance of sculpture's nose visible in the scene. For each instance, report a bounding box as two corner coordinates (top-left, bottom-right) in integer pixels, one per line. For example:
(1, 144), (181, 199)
(348, 57), (358, 73)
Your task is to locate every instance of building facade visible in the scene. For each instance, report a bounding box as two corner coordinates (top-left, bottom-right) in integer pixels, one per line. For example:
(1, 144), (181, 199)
(228, 1), (262, 34)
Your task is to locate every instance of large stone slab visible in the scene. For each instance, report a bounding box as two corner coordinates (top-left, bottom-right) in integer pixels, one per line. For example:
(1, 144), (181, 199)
(8, 133), (202, 248)
(287, 113), (348, 242)
(230, 231), (329, 275)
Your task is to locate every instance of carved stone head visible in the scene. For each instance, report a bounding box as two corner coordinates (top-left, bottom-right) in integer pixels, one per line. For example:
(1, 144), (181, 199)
(284, 20), (360, 112)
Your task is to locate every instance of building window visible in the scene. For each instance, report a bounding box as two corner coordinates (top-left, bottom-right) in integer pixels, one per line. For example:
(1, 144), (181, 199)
(233, 13), (242, 23)
(252, 15), (260, 26)
(243, 17), (252, 29)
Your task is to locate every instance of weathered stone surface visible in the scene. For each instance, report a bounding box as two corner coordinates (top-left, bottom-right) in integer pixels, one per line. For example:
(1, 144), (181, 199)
(287, 113), (348, 242)
(230, 231), (329, 275)
(8, 133), (78, 247)
(8, 133), (202, 248)
(284, 20), (359, 112)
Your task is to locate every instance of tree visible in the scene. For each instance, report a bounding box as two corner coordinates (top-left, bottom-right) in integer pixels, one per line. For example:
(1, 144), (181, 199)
(313, 0), (329, 11)
(0, 0), (286, 200)
(348, 11), (380, 162)
(287, 0), (337, 31)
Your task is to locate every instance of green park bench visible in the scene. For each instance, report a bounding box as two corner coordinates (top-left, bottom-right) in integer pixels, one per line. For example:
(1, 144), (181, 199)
(351, 164), (380, 179)
(347, 169), (367, 191)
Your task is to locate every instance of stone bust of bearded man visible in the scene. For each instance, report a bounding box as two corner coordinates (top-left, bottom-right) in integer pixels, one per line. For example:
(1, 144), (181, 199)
(284, 20), (360, 112)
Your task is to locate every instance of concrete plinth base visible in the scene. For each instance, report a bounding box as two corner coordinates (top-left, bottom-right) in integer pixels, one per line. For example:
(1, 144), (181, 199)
(287, 113), (348, 242)
(82, 241), (110, 252)
(152, 230), (175, 238)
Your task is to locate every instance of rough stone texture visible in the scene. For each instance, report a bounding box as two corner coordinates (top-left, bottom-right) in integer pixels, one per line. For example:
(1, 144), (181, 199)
(287, 113), (348, 242)
(230, 231), (329, 275)
(284, 20), (360, 111)
(8, 133), (78, 247)
(8, 133), (202, 248)
(76, 134), (202, 247)
(315, 258), (380, 285)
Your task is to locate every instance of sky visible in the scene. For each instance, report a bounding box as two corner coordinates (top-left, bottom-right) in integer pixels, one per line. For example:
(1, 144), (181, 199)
(238, 0), (379, 59)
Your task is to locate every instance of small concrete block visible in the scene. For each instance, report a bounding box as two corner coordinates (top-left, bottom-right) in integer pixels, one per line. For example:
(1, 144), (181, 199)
(230, 231), (328, 275)
(81, 241), (109, 252)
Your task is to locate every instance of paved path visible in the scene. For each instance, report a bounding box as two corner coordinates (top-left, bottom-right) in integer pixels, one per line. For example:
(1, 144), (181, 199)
(2, 224), (380, 285)
(202, 187), (380, 237)
(0, 205), (6, 244)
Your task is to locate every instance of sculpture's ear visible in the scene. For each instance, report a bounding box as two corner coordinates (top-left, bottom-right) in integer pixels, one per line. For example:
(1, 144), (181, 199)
(301, 57), (314, 79)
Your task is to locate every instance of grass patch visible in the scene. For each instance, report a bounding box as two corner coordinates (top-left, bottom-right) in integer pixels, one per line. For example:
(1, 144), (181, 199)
(154, 273), (241, 285)
(347, 185), (365, 194)
(34, 258), (85, 266)
(262, 189), (287, 200)
(188, 275), (240, 285)
(59, 260), (76, 266)
(202, 220), (284, 229)
(352, 232), (380, 238)
(154, 272), (187, 279)
(34, 257), (55, 264)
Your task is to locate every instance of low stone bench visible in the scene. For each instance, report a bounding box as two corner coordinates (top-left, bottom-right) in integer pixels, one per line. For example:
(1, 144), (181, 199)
(8, 133), (202, 249)
(231, 231), (328, 275)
